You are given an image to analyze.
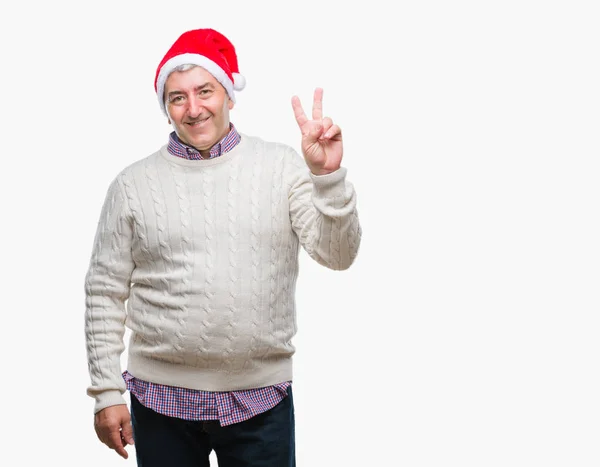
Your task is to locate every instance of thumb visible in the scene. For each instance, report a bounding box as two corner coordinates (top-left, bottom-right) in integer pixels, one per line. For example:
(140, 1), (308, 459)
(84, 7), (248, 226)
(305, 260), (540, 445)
(122, 418), (135, 445)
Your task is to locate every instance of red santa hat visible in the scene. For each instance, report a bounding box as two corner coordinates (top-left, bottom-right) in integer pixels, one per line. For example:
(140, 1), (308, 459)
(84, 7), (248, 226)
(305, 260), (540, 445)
(154, 28), (246, 115)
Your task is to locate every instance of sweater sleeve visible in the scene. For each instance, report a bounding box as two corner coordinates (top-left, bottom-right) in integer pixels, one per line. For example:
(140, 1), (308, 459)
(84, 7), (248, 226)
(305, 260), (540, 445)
(84, 174), (135, 413)
(285, 147), (362, 270)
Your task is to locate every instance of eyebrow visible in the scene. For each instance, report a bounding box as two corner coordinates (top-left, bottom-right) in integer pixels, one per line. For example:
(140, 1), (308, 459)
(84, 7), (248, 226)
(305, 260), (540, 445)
(167, 82), (215, 99)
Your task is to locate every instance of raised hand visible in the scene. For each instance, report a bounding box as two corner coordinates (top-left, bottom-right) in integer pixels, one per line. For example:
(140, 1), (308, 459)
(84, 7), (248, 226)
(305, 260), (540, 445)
(291, 88), (343, 175)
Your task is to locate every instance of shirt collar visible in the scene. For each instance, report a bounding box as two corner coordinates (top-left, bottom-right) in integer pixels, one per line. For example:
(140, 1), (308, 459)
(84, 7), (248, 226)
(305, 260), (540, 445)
(167, 123), (241, 160)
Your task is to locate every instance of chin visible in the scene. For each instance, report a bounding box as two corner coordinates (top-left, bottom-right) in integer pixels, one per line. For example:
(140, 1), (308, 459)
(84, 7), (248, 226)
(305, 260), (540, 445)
(190, 136), (213, 149)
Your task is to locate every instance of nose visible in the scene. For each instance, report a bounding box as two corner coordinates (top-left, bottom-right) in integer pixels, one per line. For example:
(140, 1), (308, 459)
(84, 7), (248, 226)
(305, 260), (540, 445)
(187, 96), (203, 118)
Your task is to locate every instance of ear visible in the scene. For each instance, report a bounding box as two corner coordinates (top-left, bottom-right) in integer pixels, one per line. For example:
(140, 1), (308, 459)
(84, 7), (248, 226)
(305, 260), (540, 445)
(228, 97), (235, 110)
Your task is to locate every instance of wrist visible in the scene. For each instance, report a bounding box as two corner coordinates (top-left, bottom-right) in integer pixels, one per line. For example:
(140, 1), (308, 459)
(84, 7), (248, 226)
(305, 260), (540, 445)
(310, 168), (334, 176)
(308, 163), (340, 176)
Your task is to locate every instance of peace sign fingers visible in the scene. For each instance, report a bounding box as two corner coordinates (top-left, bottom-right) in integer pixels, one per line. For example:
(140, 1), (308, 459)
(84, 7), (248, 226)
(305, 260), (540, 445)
(292, 87), (325, 129)
(312, 87), (323, 121)
(290, 87), (343, 175)
(291, 95), (309, 128)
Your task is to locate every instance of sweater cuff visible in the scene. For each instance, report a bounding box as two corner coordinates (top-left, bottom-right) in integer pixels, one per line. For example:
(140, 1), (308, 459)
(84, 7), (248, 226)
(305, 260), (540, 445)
(310, 167), (348, 199)
(94, 390), (127, 414)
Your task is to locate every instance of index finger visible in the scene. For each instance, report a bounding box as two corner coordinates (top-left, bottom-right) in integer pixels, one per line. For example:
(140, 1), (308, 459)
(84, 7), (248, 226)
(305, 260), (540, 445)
(291, 95), (309, 127)
(312, 88), (323, 121)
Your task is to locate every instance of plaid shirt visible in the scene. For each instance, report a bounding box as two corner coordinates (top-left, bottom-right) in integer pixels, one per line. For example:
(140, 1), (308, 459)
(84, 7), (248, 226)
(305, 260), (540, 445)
(124, 123), (291, 426)
(166, 123), (241, 159)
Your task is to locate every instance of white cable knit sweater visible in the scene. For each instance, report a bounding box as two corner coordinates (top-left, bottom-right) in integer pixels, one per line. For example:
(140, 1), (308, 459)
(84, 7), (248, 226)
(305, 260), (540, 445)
(84, 134), (361, 412)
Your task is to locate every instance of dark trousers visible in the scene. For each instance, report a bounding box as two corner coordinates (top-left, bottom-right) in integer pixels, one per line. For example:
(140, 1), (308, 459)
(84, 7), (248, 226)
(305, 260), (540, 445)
(130, 387), (295, 467)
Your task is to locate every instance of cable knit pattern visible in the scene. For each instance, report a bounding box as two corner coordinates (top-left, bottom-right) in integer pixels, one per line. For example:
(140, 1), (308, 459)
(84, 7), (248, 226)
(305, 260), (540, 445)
(347, 211), (361, 264)
(85, 134), (361, 413)
(280, 145), (294, 339)
(264, 143), (285, 364)
(167, 162), (193, 365)
(119, 170), (155, 358)
(246, 144), (263, 371)
(223, 154), (240, 371)
(145, 159), (171, 347)
(197, 167), (214, 368)
(85, 177), (134, 411)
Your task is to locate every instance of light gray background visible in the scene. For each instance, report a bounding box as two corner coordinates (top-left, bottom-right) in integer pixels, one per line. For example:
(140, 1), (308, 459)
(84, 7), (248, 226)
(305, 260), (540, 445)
(1, 0), (599, 465)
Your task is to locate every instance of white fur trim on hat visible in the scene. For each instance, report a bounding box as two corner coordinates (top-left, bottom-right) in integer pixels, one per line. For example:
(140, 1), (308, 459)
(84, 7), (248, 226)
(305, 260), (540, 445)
(232, 73), (246, 91)
(156, 53), (236, 115)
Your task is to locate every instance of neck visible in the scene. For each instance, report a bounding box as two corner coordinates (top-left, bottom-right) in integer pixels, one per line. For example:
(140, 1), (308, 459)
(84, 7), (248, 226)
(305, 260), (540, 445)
(198, 148), (212, 159)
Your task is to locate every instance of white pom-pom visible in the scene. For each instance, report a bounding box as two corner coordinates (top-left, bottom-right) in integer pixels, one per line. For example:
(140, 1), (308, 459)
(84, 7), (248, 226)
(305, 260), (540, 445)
(233, 73), (246, 91)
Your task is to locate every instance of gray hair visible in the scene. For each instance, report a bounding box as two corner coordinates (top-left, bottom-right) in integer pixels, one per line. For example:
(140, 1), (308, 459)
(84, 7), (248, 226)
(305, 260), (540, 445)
(172, 64), (199, 73)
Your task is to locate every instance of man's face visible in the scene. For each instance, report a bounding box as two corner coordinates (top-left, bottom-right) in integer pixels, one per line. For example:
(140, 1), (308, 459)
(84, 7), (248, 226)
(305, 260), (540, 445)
(164, 66), (234, 153)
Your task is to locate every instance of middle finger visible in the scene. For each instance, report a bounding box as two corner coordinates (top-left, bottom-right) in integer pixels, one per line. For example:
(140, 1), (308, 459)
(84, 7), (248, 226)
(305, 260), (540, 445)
(312, 88), (323, 121)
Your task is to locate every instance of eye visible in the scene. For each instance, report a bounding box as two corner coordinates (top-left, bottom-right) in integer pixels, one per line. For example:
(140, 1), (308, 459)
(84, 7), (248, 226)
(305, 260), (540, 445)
(199, 89), (212, 96)
(169, 95), (185, 104)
